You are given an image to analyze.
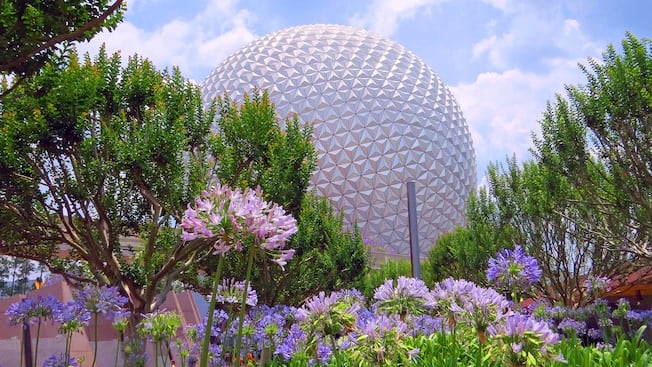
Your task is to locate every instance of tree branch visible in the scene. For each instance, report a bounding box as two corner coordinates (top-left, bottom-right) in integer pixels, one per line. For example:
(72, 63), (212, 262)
(0, 0), (125, 73)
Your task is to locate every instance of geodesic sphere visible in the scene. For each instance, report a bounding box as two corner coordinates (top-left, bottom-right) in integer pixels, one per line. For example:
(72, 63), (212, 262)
(201, 24), (476, 257)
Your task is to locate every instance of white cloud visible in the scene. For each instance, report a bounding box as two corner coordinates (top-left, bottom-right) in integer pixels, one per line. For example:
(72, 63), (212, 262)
(472, 3), (598, 70)
(348, 0), (445, 36)
(450, 57), (587, 171)
(77, 0), (257, 82)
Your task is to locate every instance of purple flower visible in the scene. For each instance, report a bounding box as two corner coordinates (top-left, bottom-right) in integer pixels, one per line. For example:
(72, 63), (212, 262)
(297, 291), (358, 338)
(248, 305), (291, 351)
(347, 315), (416, 366)
(488, 313), (562, 365)
(449, 285), (512, 332)
(5, 298), (37, 325)
(409, 314), (444, 336)
(557, 317), (586, 336)
(332, 288), (366, 308)
(76, 285), (127, 319)
(112, 309), (131, 333)
(181, 184), (298, 268)
(486, 245), (542, 294)
(5, 295), (64, 326)
(137, 310), (182, 343)
(53, 300), (91, 334)
(583, 274), (612, 296)
(428, 277), (479, 326)
(275, 323), (307, 361)
(587, 327), (603, 340)
(41, 353), (78, 367)
(625, 310), (643, 322)
(372, 277), (430, 317)
(211, 278), (258, 307)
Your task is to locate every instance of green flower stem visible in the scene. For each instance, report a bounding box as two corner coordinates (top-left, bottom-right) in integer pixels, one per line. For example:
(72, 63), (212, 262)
(235, 246), (256, 364)
(329, 334), (342, 366)
(65, 330), (72, 367)
(91, 313), (99, 367)
(34, 320), (42, 367)
(200, 254), (225, 367)
(220, 303), (236, 360)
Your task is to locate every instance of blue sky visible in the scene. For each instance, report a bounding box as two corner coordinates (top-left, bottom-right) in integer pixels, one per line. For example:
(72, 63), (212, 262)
(79, 0), (652, 185)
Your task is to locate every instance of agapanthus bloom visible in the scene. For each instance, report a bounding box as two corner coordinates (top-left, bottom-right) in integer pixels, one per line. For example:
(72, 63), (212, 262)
(275, 323), (307, 361)
(297, 291), (358, 337)
(612, 298), (631, 319)
(348, 315), (419, 366)
(137, 310), (182, 343)
(583, 274), (612, 296)
(428, 277), (478, 326)
(181, 184), (297, 268)
(212, 278), (258, 308)
(5, 298), (37, 325)
(53, 300), (91, 334)
(41, 352), (78, 367)
(76, 285), (127, 319)
(332, 289), (366, 310)
(5, 295), (63, 326)
(557, 317), (586, 337)
(248, 305), (292, 351)
(372, 276), (430, 318)
(488, 313), (562, 366)
(486, 245), (542, 296)
(449, 285), (512, 339)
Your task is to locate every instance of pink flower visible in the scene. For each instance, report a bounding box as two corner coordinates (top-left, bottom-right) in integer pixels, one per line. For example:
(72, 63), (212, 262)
(181, 184), (297, 268)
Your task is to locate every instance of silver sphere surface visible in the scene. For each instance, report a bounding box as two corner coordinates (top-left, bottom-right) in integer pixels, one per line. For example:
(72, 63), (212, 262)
(201, 24), (476, 257)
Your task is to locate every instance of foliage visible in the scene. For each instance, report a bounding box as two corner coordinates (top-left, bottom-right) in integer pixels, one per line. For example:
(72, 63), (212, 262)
(476, 158), (629, 306)
(0, 0), (125, 95)
(212, 89), (315, 218)
(426, 189), (522, 286)
(430, 34), (651, 305)
(532, 32), (651, 261)
(359, 259), (412, 300)
(0, 47), (220, 319)
(553, 329), (652, 367)
(0, 255), (36, 296)
(4, 269), (652, 367)
(180, 90), (367, 306)
(278, 193), (368, 305)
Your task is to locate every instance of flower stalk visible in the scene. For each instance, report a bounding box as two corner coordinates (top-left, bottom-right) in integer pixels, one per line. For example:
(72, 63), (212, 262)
(200, 254), (225, 367)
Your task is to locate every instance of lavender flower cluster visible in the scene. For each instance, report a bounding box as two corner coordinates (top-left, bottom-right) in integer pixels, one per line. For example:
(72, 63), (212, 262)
(4, 284), (128, 367)
(184, 276), (564, 366)
(486, 245), (542, 298)
(530, 296), (652, 343)
(181, 184), (297, 268)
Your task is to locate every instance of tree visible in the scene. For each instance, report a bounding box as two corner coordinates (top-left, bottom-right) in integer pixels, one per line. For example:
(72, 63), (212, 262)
(1, 0), (125, 95)
(1, 49), (367, 321)
(425, 188), (522, 286)
(532, 32), (651, 261)
(0, 255), (35, 296)
(482, 158), (629, 306)
(212, 90), (316, 218)
(0, 48), (219, 320)
(180, 91), (368, 305)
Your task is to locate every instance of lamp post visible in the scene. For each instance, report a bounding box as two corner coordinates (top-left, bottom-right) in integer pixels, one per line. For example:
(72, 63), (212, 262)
(407, 182), (421, 279)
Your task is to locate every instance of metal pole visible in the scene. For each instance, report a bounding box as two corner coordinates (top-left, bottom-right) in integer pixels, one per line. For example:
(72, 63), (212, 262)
(23, 318), (33, 367)
(407, 181), (421, 279)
